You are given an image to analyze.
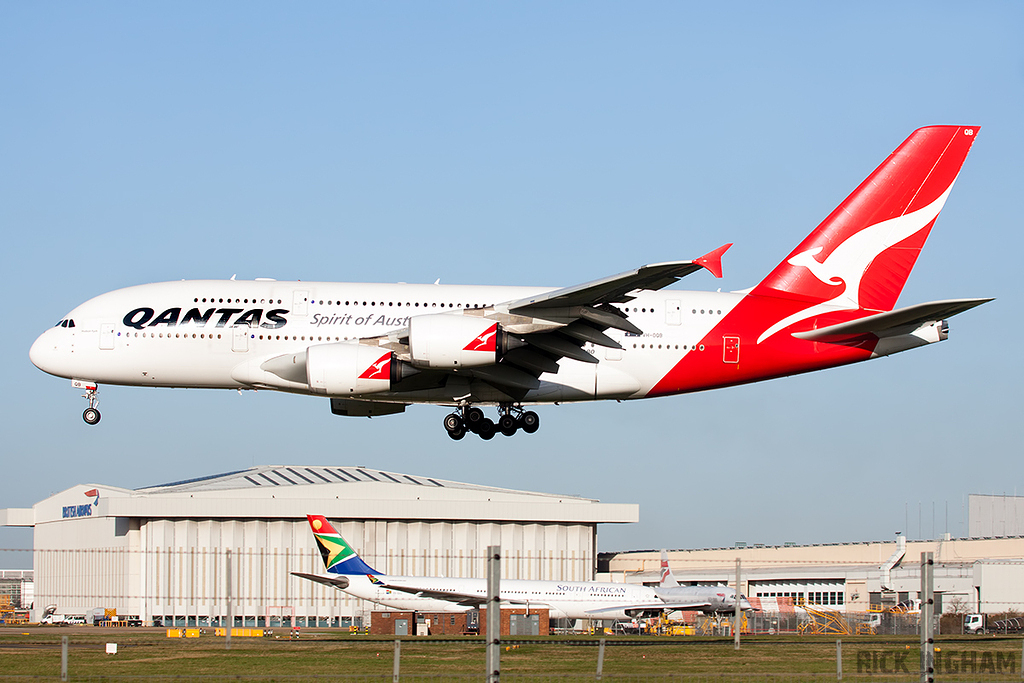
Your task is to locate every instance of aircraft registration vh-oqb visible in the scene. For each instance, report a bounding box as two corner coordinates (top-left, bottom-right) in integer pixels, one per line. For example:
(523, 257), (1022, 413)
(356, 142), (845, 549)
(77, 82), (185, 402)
(30, 126), (990, 440)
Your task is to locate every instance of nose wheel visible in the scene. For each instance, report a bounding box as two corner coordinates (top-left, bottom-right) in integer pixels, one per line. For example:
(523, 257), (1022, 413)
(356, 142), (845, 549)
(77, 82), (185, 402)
(443, 405), (539, 440)
(81, 386), (101, 425)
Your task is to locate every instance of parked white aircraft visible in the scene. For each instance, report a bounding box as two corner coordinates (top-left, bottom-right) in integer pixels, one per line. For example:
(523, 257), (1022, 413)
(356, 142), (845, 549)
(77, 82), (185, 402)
(291, 515), (749, 620)
(654, 550), (751, 614)
(30, 126), (990, 438)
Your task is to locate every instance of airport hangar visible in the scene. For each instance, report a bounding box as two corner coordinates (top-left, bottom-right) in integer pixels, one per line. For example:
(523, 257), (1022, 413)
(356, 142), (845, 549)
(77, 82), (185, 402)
(0, 466), (637, 626)
(601, 495), (1024, 616)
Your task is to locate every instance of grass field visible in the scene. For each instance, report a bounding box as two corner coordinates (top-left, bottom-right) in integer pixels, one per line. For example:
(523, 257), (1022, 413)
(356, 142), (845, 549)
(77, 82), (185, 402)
(1, 627), (1021, 680)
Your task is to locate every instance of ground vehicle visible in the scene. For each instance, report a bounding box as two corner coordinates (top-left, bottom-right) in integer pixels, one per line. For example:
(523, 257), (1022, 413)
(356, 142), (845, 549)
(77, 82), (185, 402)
(40, 614), (85, 625)
(965, 614), (986, 634)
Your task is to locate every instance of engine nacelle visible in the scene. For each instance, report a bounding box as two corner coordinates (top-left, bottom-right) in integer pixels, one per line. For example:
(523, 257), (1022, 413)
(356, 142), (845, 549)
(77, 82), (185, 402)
(307, 343), (396, 396)
(408, 314), (514, 369)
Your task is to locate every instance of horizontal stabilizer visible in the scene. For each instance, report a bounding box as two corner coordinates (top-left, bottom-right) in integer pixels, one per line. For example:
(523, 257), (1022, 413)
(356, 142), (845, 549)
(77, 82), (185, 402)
(793, 298), (992, 342)
(291, 572), (350, 590)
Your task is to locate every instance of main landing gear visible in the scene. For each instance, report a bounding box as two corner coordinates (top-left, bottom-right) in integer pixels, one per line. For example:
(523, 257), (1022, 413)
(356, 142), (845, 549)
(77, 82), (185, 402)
(82, 386), (101, 425)
(443, 405), (540, 441)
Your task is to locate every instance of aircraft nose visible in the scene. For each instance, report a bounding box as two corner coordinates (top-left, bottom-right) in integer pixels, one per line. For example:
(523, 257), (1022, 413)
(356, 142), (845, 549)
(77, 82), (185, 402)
(30, 328), (66, 377)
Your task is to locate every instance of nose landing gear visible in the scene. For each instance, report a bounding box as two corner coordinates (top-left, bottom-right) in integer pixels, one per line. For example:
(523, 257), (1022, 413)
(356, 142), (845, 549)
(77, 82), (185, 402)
(442, 405), (539, 440)
(80, 383), (101, 425)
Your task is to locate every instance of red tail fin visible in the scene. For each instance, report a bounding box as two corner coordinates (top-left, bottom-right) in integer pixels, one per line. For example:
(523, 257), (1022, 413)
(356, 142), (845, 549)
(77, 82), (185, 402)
(754, 126), (979, 312)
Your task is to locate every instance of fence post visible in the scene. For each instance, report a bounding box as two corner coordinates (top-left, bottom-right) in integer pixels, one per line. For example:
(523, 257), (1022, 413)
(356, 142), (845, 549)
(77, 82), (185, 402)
(734, 557), (741, 650)
(226, 548), (233, 650)
(60, 635), (68, 681)
(393, 639), (401, 682)
(486, 545), (501, 683)
(920, 552), (934, 683)
(836, 639), (842, 680)
(596, 637), (606, 680)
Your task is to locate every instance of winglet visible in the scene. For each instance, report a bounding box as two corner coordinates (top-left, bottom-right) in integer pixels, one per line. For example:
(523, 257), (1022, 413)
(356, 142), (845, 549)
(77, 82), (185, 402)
(694, 243), (732, 279)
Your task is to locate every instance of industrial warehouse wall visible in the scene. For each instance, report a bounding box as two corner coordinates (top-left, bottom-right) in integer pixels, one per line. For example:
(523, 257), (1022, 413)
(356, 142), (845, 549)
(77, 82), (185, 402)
(32, 517), (595, 624)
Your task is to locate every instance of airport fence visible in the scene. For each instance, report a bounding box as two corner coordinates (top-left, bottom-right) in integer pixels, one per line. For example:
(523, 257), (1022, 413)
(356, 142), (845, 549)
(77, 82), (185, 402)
(3, 676), (1024, 683)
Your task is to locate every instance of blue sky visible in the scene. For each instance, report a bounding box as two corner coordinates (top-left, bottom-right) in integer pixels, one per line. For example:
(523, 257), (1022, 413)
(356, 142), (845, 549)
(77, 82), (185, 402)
(2, 2), (1021, 565)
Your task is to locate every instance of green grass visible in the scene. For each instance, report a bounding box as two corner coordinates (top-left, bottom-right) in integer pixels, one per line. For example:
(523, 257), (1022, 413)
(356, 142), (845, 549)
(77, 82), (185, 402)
(0, 628), (1021, 679)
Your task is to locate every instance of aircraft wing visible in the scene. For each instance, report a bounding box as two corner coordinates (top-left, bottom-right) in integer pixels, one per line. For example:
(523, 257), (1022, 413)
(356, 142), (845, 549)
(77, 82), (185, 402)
(504, 244), (732, 317)
(466, 245), (732, 396)
(268, 246), (733, 402)
(373, 581), (531, 608)
(585, 601), (712, 616)
(792, 298), (992, 343)
(291, 572), (350, 590)
(380, 583), (486, 607)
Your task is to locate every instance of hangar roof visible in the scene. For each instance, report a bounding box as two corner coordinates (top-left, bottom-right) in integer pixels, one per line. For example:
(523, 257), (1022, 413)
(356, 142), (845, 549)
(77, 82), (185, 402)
(139, 465), (571, 498)
(3, 466), (639, 527)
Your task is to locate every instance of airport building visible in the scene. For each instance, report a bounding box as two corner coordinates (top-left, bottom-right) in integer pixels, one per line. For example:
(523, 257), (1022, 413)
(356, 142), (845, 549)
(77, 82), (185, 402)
(602, 496), (1024, 616)
(0, 466), (637, 626)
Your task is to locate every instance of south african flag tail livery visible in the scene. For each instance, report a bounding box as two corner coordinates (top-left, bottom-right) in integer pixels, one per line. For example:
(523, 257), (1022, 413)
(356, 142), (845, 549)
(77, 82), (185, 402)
(307, 514), (381, 576)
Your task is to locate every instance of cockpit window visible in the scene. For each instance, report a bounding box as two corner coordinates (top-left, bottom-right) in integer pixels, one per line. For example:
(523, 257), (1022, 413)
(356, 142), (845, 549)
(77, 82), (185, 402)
(56, 319), (75, 328)
(68, 319), (75, 328)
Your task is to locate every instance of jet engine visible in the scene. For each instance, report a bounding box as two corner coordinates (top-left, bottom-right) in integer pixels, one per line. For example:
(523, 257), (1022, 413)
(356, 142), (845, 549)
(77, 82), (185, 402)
(306, 342), (414, 396)
(408, 314), (522, 368)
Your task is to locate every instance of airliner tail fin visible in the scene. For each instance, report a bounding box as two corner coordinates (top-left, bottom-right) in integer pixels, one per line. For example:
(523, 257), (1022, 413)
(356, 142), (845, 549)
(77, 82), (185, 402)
(754, 126), (980, 312)
(660, 549), (679, 588)
(307, 514), (382, 576)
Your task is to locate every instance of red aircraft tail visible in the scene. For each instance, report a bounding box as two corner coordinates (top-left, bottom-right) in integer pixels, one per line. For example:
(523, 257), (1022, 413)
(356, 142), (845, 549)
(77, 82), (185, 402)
(753, 126), (979, 313)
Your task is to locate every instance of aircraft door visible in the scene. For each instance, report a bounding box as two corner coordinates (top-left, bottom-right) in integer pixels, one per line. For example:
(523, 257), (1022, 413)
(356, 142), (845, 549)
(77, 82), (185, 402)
(232, 326), (249, 353)
(292, 290), (309, 316)
(665, 299), (681, 325)
(723, 336), (739, 363)
(99, 324), (115, 350)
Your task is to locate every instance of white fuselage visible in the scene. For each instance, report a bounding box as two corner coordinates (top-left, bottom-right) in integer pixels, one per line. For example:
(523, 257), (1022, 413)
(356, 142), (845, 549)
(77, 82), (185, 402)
(29, 279), (743, 406)
(343, 574), (660, 621)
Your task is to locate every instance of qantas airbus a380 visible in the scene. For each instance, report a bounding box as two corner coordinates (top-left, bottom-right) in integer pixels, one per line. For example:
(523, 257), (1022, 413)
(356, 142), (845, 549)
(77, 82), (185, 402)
(30, 126), (991, 440)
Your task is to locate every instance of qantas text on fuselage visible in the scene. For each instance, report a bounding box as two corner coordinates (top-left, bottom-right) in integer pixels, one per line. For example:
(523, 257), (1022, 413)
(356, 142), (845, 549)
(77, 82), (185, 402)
(30, 126), (991, 439)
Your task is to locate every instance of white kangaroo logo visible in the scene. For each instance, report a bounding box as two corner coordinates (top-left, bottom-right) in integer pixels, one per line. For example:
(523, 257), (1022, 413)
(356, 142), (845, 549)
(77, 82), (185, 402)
(758, 181), (956, 344)
(467, 327), (497, 351)
(365, 355), (390, 379)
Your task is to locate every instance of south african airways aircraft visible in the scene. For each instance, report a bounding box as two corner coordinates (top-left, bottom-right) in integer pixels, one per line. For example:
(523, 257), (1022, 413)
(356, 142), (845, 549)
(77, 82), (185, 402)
(292, 515), (751, 620)
(30, 126), (990, 439)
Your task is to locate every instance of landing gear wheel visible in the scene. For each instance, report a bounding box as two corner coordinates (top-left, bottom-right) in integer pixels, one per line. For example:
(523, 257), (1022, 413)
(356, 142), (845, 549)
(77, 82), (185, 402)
(498, 413), (518, 436)
(83, 408), (101, 425)
(465, 407), (485, 433)
(443, 413), (464, 434)
(520, 411), (539, 434)
(447, 427), (466, 441)
(478, 418), (496, 440)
